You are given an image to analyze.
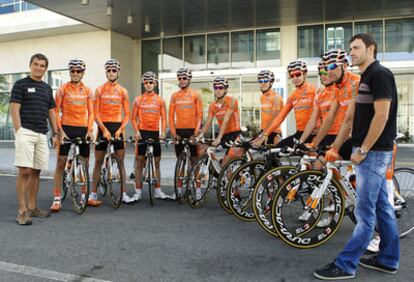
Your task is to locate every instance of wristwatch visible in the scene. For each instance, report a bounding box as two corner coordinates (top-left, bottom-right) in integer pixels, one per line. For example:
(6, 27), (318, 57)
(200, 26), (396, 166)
(53, 132), (59, 137)
(355, 147), (367, 157)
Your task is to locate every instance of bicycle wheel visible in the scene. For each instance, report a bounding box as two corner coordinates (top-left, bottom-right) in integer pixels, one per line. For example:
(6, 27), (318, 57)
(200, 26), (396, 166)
(174, 152), (189, 204)
(271, 170), (346, 249)
(147, 157), (155, 206)
(61, 169), (69, 201)
(252, 166), (298, 236)
(108, 154), (123, 209)
(216, 157), (246, 213)
(187, 155), (211, 208)
(71, 155), (90, 214)
(393, 167), (414, 238)
(97, 163), (108, 197)
(227, 160), (267, 222)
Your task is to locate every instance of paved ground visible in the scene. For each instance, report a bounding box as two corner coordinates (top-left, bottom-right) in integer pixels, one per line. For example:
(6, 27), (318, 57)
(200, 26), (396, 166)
(0, 175), (413, 282)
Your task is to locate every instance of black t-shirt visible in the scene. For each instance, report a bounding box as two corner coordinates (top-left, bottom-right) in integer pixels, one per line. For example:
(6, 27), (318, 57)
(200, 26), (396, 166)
(351, 61), (397, 151)
(10, 76), (56, 134)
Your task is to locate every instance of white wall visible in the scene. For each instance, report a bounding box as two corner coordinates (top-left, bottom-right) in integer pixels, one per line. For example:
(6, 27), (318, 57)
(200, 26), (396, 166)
(0, 30), (111, 90)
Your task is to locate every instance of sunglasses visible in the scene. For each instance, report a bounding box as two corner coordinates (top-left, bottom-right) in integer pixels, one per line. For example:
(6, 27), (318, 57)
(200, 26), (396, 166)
(289, 72), (302, 78)
(258, 79), (269, 83)
(318, 70), (328, 76)
(325, 63), (341, 71)
(214, 86), (225, 90)
(143, 81), (154, 85)
(106, 69), (118, 73)
(178, 77), (188, 81)
(70, 69), (83, 74)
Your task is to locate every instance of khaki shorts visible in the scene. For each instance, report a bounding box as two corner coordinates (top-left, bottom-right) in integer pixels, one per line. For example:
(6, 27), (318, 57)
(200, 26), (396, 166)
(14, 127), (49, 170)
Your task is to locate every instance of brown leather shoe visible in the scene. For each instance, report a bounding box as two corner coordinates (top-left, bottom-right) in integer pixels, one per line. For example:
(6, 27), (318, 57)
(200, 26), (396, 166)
(16, 211), (32, 225)
(28, 208), (50, 218)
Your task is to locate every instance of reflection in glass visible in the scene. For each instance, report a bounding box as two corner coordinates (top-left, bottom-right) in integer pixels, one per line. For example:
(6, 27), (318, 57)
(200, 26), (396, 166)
(257, 28), (281, 67)
(208, 33), (229, 69)
(385, 19), (414, 61)
(298, 25), (324, 59)
(142, 40), (161, 75)
(184, 35), (206, 70)
(162, 37), (183, 73)
(231, 31), (254, 68)
(325, 23), (352, 51)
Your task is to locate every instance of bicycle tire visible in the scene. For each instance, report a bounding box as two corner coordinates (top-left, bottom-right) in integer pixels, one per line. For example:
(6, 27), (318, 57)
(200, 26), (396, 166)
(187, 155), (211, 208)
(148, 156), (154, 207)
(174, 152), (188, 204)
(61, 170), (69, 201)
(393, 167), (414, 238)
(252, 166), (298, 236)
(108, 154), (123, 209)
(71, 155), (90, 214)
(271, 170), (346, 249)
(216, 157), (247, 214)
(227, 160), (267, 222)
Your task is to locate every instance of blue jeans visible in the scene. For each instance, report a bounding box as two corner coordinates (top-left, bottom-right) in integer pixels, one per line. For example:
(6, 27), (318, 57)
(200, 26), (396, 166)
(335, 148), (400, 274)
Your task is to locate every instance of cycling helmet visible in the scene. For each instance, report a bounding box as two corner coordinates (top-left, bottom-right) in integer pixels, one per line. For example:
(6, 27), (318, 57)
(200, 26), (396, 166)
(212, 76), (229, 88)
(176, 67), (192, 79)
(142, 71), (158, 83)
(257, 70), (275, 83)
(317, 59), (326, 70)
(104, 59), (121, 71)
(68, 59), (85, 71)
(323, 49), (348, 65)
(287, 60), (307, 73)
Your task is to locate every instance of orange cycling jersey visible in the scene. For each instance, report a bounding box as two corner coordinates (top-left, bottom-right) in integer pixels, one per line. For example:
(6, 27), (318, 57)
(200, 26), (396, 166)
(334, 71), (360, 130)
(55, 82), (94, 129)
(94, 81), (130, 130)
(313, 84), (338, 134)
(260, 89), (284, 134)
(169, 88), (203, 135)
(131, 91), (167, 132)
(208, 95), (241, 135)
(265, 82), (316, 135)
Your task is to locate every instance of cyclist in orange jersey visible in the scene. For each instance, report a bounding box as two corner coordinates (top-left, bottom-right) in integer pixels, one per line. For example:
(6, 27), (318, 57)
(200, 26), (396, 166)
(169, 67), (203, 160)
(50, 59), (94, 212)
(303, 49), (360, 162)
(257, 70), (284, 144)
(253, 60), (316, 148)
(92, 59), (133, 205)
(131, 71), (168, 201)
(198, 76), (244, 165)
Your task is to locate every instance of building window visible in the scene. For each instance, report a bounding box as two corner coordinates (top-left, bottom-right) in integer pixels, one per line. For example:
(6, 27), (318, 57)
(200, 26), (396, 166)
(256, 28), (281, 67)
(207, 33), (229, 69)
(385, 18), (414, 61)
(0, 1), (38, 14)
(325, 23), (352, 51)
(354, 20), (384, 60)
(298, 25), (324, 59)
(142, 40), (161, 75)
(162, 37), (183, 73)
(184, 35), (206, 70)
(231, 30), (254, 68)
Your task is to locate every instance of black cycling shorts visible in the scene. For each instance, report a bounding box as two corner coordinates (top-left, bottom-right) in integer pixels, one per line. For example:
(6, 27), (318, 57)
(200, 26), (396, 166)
(319, 135), (352, 160)
(221, 131), (242, 155)
(174, 128), (197, 158)
(136, 130), (161, 157)
(59, 125), (90, 158)
(95, 122), (125, 151)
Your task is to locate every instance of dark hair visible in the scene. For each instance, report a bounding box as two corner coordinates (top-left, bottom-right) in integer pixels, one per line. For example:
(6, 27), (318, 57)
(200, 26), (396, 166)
(350, 33), (378, 59)
(30, 53), (49, 68)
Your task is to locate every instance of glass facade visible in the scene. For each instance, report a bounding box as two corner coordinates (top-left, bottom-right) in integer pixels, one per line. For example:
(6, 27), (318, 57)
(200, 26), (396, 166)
(256, 28), (281, 67)
(142, 40), (161, 75)
(207, 33), (230, 70)
(325, 23), (353, 51)
(231, 31), (254, 68)
(184, 35), (206, 70)
(385, 18), (414, 61)
(298, 25), (324, 60)
(162, 37), (183, 73)
(0, 0), (38, 14)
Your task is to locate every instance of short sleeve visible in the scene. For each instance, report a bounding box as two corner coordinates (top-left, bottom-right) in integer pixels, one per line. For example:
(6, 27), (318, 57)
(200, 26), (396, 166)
(10, 81), (24, 104)
(370, 69), (394, 101)
(48, 86), (56, 109)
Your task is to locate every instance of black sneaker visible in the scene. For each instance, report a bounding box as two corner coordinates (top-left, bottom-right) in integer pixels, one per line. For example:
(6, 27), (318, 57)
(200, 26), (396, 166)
(314, 262), (355, 280)
(359, 255), (397, 274)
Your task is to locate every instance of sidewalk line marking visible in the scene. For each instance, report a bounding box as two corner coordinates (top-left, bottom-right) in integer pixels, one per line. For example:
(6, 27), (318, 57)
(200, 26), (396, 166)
(0, 261), (112, 282)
